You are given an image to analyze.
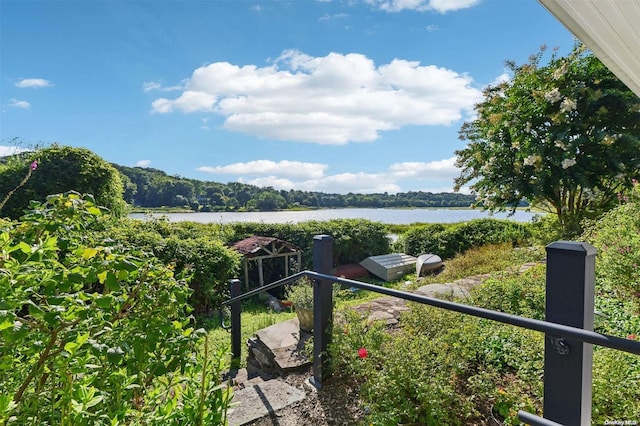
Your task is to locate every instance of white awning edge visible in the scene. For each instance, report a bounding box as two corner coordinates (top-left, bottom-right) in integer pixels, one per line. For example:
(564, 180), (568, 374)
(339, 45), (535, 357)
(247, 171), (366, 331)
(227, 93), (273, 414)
(538, 0), (640, 98)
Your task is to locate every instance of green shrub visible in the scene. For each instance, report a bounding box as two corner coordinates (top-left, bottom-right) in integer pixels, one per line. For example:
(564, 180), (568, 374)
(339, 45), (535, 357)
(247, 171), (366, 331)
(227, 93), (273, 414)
(583, 198), (640, 306)
(592, 347), (640, 424)
(107, 218), (242, 316)
(396, 219), (531, 259)
(469, 264), (546, 320)
(228, 218), (390, 267)
(0, 145), (127, 219)
(0, 193), (232, 424)
(332, 261), (639, 424)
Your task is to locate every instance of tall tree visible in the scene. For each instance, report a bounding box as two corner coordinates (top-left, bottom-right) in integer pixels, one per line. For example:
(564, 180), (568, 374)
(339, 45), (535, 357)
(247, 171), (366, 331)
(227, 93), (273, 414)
(455, 44), (640, 235)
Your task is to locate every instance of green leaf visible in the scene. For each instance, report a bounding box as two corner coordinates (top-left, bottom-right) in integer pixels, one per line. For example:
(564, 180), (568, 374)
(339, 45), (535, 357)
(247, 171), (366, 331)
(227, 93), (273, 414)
(95, 296), (113, 309)
(64, 341), (78, 355)
(10, 241), (32, 254)
(106, 346), (124, 364)
(0, 321), (12, 332)
(27, 301), (45, 318)
(85, 395), (104, 408)
(82, 247), (99, 259)
(105, 272), (120, 291)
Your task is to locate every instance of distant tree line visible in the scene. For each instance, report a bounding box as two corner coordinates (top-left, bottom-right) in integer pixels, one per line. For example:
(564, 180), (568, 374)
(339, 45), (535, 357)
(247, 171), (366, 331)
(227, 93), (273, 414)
(114, 164), (479, 211)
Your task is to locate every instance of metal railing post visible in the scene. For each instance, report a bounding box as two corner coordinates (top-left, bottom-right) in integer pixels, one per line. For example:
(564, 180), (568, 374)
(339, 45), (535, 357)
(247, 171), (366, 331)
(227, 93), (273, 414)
(544, 241), (597, 425)
(230, 279), (242, 367)
(311, 234), (334, 389)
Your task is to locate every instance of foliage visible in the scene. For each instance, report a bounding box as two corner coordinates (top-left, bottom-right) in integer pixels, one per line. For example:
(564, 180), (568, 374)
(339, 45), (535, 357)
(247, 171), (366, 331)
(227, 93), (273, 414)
(469, 264), (546, 320)
(115, 164), (476, 211)
(0, 193), (232, 424)
(286, 277), (315, 309)
(455, 44), (640, 236)
(227, 218), (391, 268)
(0, 145), (127, 219)
(583, 180), (640, 308)
(330, 281), (544, 425)
(395, 218), (531, 259)
(331, 236), (639, 424)
(107, 217), (242, 316)
(592, 347), (640, 422)
(528, 213), (566, 245)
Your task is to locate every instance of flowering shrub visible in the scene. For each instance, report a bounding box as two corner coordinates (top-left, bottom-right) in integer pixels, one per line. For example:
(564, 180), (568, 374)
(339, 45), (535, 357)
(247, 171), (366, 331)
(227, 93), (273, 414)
(455, 43), (640, 236)
(0, 193), (232, 424)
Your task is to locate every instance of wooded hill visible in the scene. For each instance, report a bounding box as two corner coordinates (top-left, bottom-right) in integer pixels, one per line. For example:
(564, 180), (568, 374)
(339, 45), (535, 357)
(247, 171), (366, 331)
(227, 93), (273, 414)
(114, 164), (478, 211)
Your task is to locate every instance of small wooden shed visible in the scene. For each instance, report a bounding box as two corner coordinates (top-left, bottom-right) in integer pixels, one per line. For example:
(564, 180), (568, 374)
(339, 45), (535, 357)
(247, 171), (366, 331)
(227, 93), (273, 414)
(231, 236), (302, 291)
(359, 253), (417, 282)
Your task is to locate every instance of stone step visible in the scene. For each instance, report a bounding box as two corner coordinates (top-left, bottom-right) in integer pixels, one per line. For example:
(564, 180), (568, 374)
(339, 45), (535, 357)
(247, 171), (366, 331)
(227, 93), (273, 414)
(227, 378), (306, 426)
(247, 318), (312, 377)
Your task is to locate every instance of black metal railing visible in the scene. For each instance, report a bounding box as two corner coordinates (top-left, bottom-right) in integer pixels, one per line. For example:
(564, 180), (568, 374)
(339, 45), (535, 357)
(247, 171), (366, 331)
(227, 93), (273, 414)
(222, 235), (640, 426)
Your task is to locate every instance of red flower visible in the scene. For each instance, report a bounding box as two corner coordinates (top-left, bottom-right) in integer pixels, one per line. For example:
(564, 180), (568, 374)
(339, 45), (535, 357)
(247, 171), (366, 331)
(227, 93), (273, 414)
(358, 347), (368, 359)
(280, 300), (293, 308)
(628, 334), (637, 340)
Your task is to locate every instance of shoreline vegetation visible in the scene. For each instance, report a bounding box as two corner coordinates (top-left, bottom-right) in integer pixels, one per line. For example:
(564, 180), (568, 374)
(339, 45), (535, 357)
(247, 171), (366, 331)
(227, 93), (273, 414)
(128, 205), (538, 214)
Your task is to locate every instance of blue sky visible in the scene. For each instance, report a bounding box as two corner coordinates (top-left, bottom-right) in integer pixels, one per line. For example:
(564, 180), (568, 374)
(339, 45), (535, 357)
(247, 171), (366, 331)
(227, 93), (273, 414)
(1, 0), (576, 194)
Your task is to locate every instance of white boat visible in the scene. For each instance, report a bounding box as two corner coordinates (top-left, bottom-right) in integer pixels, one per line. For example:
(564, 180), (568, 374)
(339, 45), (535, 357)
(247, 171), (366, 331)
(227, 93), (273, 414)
(416, 253), (444, 276)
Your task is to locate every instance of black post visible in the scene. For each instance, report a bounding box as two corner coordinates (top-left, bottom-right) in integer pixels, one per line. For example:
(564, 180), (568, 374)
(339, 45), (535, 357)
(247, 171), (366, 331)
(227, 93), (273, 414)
(311, 234), (334, 389)
(544, 241), (597, 425)
(230, 279), (242, 367)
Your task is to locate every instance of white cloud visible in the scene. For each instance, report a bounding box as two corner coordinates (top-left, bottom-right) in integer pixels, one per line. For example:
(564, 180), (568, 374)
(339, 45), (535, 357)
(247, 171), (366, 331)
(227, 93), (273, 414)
(242, 173), (402, 194)
(135, 160), (151, 167)
(0, 145), (29, 157)
(152, 50), (481, 144)
(15, 78), (53, 88)
(8, 98), (31, 109)
(197, 160), (328, 179)
(365, 0), (479, 13)
(143, 80), (186, 92)
(388, 157), (458, 179)
(198, 157), (462, 194)
(487, 72), (510, 87)
(143, 81), (162, 92)
(319, 12), (348, 21)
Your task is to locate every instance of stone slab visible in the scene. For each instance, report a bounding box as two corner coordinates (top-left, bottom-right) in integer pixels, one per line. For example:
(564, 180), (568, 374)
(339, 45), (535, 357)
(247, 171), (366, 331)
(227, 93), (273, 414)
(228, 379), (306, 426)
(252, 318), (312, 373)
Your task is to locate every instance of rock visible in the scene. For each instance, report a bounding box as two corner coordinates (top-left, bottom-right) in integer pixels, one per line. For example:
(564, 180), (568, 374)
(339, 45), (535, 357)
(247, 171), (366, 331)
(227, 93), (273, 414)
(228, 379), (306, 426)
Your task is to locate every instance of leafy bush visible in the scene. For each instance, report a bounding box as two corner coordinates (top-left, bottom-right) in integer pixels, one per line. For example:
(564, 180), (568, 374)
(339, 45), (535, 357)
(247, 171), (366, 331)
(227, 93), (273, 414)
(469, 264), (546, 320)
(107, 217), (242, 316)
(332, 255), (639, 424)
(227, 218), (390, 267)
(395, 218), (531, 259)
(583, 187), (640, 306)
(0, 193), (232, 424)
(0, 145), (127, 219)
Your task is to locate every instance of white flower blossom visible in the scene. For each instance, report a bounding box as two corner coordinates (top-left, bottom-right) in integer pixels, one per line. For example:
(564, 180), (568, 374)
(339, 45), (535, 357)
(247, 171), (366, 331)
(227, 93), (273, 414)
(525, 122), (532, 133)
(554, 140), (568, 151)
(560, 97), (577, 113)
(545, 88), (562, 103)
(524, 155), (538, 166)
(561, 158), (577, 169)
(553, 64), (567, 80)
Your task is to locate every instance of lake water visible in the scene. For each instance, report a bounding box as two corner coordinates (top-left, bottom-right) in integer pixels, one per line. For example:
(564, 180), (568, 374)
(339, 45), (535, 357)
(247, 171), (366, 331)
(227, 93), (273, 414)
(129, 208), (540, 225)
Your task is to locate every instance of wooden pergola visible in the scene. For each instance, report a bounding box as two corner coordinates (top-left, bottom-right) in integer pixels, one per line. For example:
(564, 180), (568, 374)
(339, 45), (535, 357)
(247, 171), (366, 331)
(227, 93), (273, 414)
(231, 236), (302, 291)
